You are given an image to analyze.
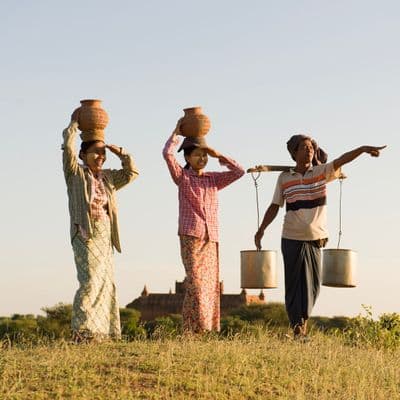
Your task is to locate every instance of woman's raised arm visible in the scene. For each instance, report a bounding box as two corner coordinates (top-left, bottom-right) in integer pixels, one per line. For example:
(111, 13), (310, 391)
(62, 120), (80, 180)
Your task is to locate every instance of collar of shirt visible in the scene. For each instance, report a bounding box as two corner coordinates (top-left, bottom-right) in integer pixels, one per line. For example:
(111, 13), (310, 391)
(289, 165), (314, 175)
(82, 164), (104, 180)
(186, 168), (212, 178)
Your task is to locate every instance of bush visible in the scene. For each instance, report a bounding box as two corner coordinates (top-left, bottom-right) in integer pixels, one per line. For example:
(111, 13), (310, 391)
(120, 308), (146, 340)
(0, 316), (39, 343)
(228, 303), (289, 327)
(144, 314), (182, 339)
(37, 303), (72, 339)
(379, 312), (400, 335)
(220, 316), (248, 336)
(310, 315), (351, 332)
(342, 305), (400, 349)
(1, 304), (148, 343)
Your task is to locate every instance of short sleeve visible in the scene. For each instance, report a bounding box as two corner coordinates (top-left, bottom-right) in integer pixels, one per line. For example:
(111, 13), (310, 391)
(323, 161), (342, 183)
(271, 173), (284, 207)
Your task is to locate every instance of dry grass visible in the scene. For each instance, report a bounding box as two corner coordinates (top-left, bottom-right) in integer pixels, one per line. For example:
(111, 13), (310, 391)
(1, 331), (399, 399)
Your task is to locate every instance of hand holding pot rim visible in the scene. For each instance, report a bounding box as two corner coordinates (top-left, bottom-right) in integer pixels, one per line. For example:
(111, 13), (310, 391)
(173, 118), (184, 136)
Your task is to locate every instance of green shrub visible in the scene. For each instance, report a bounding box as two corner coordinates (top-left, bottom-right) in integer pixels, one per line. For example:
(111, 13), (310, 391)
(379, 312), (400, 335)
(0, 315), (39, 343)
(220, 316), (248, 336)
(1, 304), (149, 343)
(37, 303), (72, 339)
(310, 315), (351, 332)
(342, 305), (400, 349)
(120, 308), (146, 340)
(144, 314), (182, 339)
(228, 303), (289, 327)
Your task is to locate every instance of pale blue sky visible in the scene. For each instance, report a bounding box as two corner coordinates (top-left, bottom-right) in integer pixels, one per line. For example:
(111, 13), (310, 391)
(1, 0), (398, 317)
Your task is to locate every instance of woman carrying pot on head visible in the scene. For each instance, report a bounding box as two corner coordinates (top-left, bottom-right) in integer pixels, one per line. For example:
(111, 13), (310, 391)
(254, 135), (385, 339)
(163, 121), (245, 333)
(62, 110), (139, 342)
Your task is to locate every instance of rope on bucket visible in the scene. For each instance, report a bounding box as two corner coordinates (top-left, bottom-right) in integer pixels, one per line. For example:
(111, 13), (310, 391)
(337, 175), (344, 249)
(251, 172), (262, 230)
(250, 171), (266, 293)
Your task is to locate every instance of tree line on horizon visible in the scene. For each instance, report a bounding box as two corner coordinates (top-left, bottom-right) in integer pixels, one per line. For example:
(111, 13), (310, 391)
(1, 302), (399, 348)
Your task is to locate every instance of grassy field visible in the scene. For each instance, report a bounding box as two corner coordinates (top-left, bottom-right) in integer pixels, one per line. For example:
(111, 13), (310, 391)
(1, 330), (399, 400)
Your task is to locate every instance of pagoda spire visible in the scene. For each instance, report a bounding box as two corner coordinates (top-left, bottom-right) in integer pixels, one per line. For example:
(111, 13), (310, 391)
(141, 285), (149, 297)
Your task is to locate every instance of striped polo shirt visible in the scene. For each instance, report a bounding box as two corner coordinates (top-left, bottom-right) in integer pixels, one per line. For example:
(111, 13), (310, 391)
(272, 162), (341, 241)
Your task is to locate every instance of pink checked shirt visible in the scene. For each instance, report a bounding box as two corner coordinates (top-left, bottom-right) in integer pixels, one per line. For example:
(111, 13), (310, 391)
(163, 135), (245, 242)
(88, 171), (109, 221)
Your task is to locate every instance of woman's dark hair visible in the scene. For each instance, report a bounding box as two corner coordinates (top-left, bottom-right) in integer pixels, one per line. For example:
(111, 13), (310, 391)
(183, 145), (198, 169)
(79, 140), (103, 160)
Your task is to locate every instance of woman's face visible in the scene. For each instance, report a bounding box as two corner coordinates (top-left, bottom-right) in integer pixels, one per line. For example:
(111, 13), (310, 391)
(185, 147), (208, 171)
(295, 139), (314, 165)
(83, 142), (106, 174)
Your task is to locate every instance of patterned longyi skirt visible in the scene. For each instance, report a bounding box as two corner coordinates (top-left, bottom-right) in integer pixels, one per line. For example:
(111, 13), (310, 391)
(71, 218), (121, 340)
(179, 235), (220, 333)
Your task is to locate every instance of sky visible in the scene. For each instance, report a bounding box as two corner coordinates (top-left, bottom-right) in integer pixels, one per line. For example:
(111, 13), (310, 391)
(0, 0), (398, 318)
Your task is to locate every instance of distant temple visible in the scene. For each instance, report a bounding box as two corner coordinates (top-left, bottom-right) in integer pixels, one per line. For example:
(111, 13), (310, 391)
(126, 280), (266, 321)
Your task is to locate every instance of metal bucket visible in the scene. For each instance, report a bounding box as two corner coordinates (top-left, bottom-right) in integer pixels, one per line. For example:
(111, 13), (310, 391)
(240, 250), (277, 289)
(322, 249), (357, 288)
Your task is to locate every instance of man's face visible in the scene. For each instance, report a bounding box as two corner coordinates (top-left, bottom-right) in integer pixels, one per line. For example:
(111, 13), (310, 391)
(295, 139), (314, 165)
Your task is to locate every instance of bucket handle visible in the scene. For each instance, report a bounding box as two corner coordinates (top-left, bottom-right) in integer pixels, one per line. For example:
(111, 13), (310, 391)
(337, 174), (345, 249)
(251, 172), (262, 249)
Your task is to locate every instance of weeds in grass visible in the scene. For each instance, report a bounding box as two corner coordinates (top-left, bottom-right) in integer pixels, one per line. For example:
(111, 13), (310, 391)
(340, 305), (400, 349)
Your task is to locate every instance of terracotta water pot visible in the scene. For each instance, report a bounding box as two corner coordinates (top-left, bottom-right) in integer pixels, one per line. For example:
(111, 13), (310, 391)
(79, 131), (105, 142)
(240, 250), (278, 289)
(73, 99), (109, 142)
(322, 249), (357, 288)
(180, 107), (211, 137)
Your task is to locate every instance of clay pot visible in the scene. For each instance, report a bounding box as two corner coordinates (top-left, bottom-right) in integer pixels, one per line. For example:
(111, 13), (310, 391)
(72, 99), (109, 142)
(80, 130), (105, 142)
(180, 107), (211, 137)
